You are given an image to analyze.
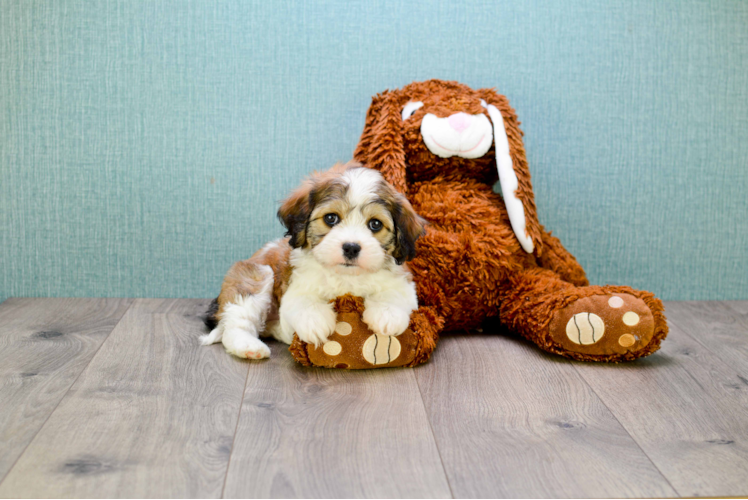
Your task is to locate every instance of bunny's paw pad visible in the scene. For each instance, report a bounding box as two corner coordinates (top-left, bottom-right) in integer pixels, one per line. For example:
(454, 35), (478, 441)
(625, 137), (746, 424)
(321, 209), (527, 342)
(549, 294), (655, 356)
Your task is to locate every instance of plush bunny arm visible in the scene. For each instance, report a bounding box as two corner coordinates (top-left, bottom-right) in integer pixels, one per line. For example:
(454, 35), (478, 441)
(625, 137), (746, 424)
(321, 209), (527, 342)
(537, 227), (589, 287)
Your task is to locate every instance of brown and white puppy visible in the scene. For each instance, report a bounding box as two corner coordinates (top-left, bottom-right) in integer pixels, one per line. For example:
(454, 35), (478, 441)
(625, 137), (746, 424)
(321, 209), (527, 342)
(201, 162), (426, 359)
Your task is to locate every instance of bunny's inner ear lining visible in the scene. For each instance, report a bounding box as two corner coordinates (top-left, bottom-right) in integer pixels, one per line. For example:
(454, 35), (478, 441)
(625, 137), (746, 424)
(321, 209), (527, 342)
(483, 101), (534, 253)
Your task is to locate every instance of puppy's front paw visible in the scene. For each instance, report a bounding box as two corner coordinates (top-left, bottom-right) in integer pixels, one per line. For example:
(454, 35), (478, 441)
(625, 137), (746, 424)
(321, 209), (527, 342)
(363, 303), (411, 336)
(293, 303), (337, 346)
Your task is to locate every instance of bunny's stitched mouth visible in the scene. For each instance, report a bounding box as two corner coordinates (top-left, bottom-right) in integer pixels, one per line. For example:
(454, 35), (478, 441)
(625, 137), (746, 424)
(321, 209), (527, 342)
(428, 133), (487, 155)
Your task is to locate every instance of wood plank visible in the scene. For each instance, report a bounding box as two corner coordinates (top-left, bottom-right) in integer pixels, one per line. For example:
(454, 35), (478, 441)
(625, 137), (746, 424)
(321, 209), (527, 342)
(666, 301), (748, 375)
(223, 342), (452, 499)
(414, 333), (676, 498)
(573, 311), (748, 497)
(0, 298), (132, 484)
(724, 301), (748, 316)
(0, 299), (248, 499)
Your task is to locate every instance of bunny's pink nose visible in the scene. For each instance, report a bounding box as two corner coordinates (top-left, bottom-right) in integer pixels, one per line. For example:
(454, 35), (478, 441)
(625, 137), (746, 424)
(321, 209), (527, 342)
(447, 112), (471, 133)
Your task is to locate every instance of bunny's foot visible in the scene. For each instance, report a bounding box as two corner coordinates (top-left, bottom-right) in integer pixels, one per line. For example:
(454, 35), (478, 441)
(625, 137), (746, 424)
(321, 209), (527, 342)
(548, 292), (663, 361)
(500, 268), (668, 362)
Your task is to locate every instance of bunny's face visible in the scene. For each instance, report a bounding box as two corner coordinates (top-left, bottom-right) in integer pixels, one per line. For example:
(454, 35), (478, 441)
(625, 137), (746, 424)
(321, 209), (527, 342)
(355, 79), (538, 254)
(388, 82), (499, 186)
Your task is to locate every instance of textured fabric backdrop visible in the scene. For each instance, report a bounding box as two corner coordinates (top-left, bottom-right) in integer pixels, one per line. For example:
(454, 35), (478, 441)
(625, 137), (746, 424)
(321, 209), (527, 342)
(2, 0), (747, 302)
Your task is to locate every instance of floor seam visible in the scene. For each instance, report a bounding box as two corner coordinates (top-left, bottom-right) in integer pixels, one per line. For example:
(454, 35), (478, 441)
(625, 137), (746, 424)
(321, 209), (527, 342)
(220, 360), (252, 499)
(0, 298), (136, 489)
(412, 367), (456, 499)
(570, 362), (682, 497)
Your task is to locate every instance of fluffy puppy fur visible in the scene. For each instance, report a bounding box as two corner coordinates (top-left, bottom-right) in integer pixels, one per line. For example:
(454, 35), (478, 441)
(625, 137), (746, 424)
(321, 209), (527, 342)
(201, 162), (426, 359)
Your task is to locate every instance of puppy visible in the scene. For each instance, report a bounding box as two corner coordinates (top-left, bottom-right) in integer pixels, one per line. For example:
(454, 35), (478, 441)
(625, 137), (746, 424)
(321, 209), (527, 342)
(201, 162), (426, 359)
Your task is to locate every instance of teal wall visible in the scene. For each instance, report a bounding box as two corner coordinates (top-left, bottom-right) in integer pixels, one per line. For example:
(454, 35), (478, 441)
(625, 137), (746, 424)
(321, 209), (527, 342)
(2, 0), (747, 302)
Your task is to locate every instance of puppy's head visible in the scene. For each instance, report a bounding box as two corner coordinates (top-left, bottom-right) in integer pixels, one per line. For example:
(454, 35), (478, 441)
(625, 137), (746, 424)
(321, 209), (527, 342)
(278, 162), (426, 273)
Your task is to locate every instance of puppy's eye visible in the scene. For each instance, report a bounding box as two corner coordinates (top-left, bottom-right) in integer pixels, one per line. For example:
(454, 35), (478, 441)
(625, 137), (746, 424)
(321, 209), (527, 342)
(401, 101), (424, 121)
(323, 213), (339, 227)
(368, 219), (383, 232)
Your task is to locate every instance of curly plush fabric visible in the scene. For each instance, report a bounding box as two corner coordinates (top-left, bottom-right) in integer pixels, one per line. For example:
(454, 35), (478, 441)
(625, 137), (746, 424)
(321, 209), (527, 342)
(353, 79), (668, 362)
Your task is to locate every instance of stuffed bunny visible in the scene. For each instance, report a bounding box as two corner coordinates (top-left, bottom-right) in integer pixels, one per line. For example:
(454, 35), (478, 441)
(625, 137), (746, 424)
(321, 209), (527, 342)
(352, 79), (667, 362)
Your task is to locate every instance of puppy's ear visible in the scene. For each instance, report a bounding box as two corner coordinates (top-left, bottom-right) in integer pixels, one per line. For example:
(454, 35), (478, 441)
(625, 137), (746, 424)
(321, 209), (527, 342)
(391, 193), (427, 265)
(277, 179), (314, 249)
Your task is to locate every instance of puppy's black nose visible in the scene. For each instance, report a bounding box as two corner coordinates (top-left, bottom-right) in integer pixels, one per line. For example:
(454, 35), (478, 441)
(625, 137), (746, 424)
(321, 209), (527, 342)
(342, 242), (361, 259)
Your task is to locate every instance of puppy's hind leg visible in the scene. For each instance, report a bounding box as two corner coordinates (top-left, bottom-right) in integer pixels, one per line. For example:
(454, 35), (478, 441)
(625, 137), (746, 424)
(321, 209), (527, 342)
(206, 261), (275, 359)
(199, 324), (223, 345)
(198, 298), (222, 345)
(221, 295), (272, 359)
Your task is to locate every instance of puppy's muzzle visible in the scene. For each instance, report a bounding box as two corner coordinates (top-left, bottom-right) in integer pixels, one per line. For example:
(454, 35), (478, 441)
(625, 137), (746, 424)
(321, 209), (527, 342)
(342, 242), (361, 260)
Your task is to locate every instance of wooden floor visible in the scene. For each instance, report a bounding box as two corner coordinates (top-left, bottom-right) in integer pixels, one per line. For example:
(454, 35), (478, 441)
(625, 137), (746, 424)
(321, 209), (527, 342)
(0, 299), (747, 498)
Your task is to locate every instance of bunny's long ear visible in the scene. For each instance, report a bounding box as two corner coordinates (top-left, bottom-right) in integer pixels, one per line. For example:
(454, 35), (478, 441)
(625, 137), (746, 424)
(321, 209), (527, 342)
(478, 88), (543, 255)
(353, 90), (408, 194)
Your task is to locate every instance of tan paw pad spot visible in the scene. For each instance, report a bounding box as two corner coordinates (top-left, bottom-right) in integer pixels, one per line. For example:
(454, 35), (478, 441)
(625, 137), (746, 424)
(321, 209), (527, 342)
(618, 334), (636, 347)
(322, 341), (342, 356)
(362, 334), (401, 365)
(335, 321), (353, 335)
(566, 313), (605, 345)
(622, 311), (640, 326)
(608, 296), (624, 308)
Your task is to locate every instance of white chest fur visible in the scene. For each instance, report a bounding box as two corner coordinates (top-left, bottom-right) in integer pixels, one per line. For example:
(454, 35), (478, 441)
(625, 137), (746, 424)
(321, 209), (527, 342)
(278, 249), (418, 346)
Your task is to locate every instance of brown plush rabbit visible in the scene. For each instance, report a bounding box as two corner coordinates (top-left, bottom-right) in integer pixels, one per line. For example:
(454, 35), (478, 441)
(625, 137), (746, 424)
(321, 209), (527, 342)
(352, 79), (667, 362)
